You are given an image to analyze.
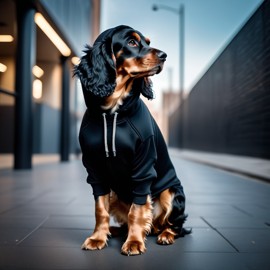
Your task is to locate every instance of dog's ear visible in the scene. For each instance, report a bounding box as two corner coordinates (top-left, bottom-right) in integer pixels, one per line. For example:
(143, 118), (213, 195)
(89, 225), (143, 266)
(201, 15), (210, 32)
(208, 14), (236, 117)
(74, 26), (133, 99)
(134, 77), (154, 100)
(74, 40), (116, 98)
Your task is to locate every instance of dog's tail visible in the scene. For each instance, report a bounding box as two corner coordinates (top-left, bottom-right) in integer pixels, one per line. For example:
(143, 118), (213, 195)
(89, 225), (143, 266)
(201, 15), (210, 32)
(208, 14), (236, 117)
(172, 214), (192, 238)
(178, 227), (192, 237)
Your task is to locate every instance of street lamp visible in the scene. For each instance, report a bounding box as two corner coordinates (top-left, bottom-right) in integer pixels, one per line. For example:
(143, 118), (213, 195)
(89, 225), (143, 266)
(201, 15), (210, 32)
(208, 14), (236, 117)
(152, 4), (185, 103)
(152, 4), (185, 148)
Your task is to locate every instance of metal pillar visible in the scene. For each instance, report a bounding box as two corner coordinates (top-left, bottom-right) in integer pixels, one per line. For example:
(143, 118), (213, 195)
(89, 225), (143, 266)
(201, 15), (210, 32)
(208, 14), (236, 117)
(60, 56), (70, 162)
(152, 3), (185, 149)
(179, 5), (184, 103)
(14, 0), (36, 169)
(179, 4), (185, 149)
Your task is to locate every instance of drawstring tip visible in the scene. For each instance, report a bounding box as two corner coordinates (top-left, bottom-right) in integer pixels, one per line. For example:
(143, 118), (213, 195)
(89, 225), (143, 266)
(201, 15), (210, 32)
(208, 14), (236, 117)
(103, 112), (118, 158)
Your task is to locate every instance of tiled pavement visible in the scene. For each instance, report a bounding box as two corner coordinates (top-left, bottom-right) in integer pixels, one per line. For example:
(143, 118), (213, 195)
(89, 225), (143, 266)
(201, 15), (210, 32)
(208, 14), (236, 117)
(0, 151), (270, 269)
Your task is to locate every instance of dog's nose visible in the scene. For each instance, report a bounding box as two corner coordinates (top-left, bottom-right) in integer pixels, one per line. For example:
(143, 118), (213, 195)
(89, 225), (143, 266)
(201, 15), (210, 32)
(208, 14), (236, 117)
(157, 51), (167, 60)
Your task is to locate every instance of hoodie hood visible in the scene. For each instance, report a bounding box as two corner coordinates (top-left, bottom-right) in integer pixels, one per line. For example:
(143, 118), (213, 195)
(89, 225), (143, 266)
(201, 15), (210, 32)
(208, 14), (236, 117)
(82, 82), (141, 118)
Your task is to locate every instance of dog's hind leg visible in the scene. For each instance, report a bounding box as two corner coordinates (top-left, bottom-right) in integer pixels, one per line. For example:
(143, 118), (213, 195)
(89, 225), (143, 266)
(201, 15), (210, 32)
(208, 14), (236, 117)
(157, 227), (177, 245)
(155, 188), (189, 244)
(81, 194), (111, 250)
(121, 196), (153, 256)
(153, 189), (177, 245)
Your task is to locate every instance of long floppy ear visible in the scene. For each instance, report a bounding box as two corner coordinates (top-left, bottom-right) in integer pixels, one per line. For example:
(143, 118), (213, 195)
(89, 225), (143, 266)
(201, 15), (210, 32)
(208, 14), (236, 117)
(74, 40), (116, 98)
(133, 77), (154, 100)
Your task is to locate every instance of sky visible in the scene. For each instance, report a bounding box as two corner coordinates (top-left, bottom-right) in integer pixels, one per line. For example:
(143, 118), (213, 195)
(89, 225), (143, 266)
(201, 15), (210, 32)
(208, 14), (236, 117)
(100, 0), (263, 107)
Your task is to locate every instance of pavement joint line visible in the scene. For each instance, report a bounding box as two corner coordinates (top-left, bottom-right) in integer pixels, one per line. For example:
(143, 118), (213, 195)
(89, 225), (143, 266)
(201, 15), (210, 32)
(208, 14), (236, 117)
(200, 217), (240, 253)
(232, 205), (253, 217)
(0, 189), (53, 216)
(16, 216), (50, 246)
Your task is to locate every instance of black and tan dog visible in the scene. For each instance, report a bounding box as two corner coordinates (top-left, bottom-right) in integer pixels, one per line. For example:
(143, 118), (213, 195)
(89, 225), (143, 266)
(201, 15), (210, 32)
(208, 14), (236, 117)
(74, 25), (190, 256)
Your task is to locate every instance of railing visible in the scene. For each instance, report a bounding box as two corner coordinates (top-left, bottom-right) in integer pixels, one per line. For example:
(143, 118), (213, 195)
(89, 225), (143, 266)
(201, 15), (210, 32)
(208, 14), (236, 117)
(0, 88), (17, 97)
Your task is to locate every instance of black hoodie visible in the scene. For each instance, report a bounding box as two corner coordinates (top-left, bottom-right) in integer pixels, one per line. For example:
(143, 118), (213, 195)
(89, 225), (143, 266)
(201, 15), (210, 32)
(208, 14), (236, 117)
(79, 87), (185, 205)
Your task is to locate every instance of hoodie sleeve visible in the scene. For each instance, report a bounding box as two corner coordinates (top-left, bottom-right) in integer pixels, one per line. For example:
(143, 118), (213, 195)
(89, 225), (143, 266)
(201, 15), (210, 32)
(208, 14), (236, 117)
(79, 125), (111, 200)
(81, 154), (111, 200)
(131, 136), (157, 205)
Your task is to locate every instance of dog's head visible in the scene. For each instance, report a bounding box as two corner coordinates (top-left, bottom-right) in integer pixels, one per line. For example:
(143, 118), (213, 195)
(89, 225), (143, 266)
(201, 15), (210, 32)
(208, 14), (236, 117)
(74, 25), (167, 103)
(112, 26), (167, 79)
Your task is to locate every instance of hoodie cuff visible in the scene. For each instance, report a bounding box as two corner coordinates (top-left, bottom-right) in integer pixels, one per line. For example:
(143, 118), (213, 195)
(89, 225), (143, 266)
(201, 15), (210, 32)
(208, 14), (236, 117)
(133, 195), (148, 205)
(90, 183), (110, 199)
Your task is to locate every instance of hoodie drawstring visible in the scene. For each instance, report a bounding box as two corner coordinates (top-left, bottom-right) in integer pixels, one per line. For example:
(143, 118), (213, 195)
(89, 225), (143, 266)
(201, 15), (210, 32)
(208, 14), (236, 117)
(102, 112), (118, 157)
(102, 113), (109, 157)
(112, 112), (118, 157)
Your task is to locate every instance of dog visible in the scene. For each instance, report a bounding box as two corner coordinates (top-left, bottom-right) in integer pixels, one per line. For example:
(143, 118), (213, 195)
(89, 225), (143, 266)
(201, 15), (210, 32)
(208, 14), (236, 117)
(74, 25), (190, 256)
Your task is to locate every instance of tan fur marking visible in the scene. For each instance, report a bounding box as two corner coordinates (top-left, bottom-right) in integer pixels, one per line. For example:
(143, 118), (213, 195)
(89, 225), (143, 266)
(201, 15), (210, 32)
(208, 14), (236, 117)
(102, 74), (134, 112)
(157, 227), (176, 245)
(82, 189), (177, 253)
(104, 47), (164, 112)
(115, 50), (123, 59)
(110, 192), (130, 225)
(81, 194), (111, 250)
(121, 196), (153, 255)
(131, 32), (141, 42)
(121, 53), (164, 78)
(145, 37), (151, 45)
(152, 189), (174, 234)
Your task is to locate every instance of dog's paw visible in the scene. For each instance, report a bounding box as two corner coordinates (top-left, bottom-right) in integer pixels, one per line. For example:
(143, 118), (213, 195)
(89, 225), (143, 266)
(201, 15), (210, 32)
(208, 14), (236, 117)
(121, 240), (146, 256)
(81, 237), (107, 250)
(157, 230), (175, 245)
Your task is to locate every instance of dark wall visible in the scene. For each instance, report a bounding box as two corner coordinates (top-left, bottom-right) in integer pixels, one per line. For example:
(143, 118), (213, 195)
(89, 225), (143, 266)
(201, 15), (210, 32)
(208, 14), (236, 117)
(0, 103), (78, 154)
(33, 103), (60, 153)
(169, 0), (270, 159)
(0, 105), (14, 153)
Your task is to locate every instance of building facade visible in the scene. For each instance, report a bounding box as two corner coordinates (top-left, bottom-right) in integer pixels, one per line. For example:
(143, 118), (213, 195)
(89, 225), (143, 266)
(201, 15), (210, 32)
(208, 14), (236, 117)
(0, 0), (100, 169)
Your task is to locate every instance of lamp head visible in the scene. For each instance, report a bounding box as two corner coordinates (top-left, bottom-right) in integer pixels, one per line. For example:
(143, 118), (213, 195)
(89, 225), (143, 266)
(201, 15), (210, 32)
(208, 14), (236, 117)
(152, 4), (158, 11)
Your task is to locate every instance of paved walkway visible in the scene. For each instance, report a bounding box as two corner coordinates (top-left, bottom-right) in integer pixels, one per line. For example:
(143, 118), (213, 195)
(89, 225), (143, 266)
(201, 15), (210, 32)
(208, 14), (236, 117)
(0, 150), (270, 269)
(171, 149), (270, 182)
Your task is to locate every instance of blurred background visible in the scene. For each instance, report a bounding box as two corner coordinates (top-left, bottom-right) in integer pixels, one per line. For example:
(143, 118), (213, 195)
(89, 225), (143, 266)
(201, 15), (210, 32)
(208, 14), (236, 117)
(0, 0), (269, 170)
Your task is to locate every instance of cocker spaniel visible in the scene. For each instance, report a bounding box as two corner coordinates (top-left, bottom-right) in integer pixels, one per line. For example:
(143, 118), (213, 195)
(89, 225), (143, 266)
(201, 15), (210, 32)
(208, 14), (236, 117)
(74, 25), (190, 256)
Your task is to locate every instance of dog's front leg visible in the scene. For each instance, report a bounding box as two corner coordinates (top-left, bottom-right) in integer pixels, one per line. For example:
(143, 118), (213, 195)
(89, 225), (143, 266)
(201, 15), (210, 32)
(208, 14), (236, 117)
(82, 194), (110, 250)
(121, 196), (152, 256)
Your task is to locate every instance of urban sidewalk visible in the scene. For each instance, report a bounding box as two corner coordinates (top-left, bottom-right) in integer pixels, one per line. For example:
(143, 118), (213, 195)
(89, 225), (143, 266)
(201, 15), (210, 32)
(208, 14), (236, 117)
(1, 150), (270, 182)
(170, 148), (270, 182)
(0, 150), (270, 269)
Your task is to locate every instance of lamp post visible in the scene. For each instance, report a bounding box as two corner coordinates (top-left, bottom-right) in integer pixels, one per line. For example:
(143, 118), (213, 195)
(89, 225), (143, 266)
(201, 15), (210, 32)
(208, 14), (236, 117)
(152, 4), (185, 148)
(152, 4), (185, 103)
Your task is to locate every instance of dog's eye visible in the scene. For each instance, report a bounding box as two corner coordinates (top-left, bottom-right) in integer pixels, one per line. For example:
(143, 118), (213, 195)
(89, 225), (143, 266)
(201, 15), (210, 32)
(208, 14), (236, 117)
(128, 39), (138, 47)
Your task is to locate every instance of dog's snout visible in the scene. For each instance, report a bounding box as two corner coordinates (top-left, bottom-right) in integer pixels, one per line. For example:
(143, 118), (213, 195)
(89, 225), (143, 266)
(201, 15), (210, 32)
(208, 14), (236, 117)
(157, 51), (167, 60)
